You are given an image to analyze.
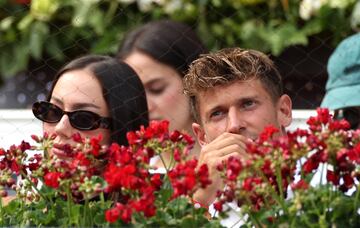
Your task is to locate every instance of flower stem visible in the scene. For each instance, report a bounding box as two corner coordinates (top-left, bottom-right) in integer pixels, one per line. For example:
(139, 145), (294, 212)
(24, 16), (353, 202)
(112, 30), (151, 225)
(0, 196), (3, 226)
(19, 170), (52, 205)
(82, 198), (90, 227)
(353, 184), (360, 217)
(65, 186), (74, 226)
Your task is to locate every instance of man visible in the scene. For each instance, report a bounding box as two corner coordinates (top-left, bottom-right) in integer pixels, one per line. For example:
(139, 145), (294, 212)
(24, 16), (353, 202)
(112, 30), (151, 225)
(183, 47), (293, 208)
(321, 32), (360, 130)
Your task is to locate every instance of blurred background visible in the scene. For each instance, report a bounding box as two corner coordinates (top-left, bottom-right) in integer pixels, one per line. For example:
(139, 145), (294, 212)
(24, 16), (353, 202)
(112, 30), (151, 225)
(0, 0), (359, 109)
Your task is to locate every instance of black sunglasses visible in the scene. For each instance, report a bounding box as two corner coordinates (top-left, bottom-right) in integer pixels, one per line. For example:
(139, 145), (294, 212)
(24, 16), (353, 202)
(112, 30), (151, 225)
(32, 101), (112, 131)
(334, 107), (360, 130)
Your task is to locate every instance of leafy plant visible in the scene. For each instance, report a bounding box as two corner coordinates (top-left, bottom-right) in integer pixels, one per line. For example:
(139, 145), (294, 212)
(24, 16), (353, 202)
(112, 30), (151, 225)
(0, 0), (359, 80)
(0, 120), (218, 227)
(214, 108), (360, 227)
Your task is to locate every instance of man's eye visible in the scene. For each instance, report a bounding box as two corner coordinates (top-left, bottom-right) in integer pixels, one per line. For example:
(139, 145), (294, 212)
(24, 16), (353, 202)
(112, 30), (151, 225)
(243, 100), (256, 109)
(210, 110), (223, 119)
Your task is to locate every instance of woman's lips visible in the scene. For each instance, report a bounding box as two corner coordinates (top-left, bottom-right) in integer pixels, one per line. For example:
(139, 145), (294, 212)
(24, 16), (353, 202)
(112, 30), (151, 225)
(51, 143), (74, 159)
(150, 117), (162, 121)
(51, 147), (68, 159)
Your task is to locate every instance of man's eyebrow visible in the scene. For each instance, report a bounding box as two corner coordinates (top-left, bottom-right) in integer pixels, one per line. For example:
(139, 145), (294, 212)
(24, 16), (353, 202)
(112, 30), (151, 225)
(51, 96), (101, 110)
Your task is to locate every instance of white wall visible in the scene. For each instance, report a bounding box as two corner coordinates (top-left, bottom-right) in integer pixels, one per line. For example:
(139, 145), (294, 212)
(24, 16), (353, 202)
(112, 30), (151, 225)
(0, 110), (42, 148)
(0, 109), (316, 149)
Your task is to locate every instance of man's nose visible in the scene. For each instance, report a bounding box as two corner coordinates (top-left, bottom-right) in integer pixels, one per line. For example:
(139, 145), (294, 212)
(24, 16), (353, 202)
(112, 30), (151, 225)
(226, 107), (246, 134)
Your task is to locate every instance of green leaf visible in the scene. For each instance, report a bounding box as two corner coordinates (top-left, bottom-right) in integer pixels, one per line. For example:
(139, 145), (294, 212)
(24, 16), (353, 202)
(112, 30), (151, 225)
(45, 36), (65, 61)
(0, 16), (14, 31)
(17, 14), (34, 31)
(72, 0), (100, 27)
(29, 21), (49, 60)
(88, 9), (105, 35)
(0, 42), (29, 77)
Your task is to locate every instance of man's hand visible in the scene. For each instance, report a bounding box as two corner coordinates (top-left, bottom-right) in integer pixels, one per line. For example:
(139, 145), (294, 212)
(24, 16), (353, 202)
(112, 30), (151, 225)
(193, 132), (251, 207)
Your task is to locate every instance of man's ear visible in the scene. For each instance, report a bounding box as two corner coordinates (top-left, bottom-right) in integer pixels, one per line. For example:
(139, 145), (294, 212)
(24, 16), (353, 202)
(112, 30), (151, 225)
(277, 94), (292, 128)
(192, 122), (207, 147)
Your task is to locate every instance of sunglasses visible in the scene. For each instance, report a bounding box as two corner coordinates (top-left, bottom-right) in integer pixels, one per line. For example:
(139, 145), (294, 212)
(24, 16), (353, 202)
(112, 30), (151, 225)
(334, 107), (360, 130)
(32, 101), (112, 130)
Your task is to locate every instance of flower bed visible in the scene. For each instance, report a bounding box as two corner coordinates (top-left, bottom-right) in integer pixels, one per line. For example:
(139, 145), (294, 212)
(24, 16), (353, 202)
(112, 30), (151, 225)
(0, 108), (360, 227)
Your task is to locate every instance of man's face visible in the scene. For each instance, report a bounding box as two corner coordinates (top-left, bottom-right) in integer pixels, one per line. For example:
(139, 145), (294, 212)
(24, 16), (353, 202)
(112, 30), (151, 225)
(192, 79), (292, 144)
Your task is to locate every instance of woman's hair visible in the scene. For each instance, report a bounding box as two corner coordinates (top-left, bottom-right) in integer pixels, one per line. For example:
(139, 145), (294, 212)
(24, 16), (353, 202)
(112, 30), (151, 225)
(47, 55), (149, 146)
(117, 19), (208, 76)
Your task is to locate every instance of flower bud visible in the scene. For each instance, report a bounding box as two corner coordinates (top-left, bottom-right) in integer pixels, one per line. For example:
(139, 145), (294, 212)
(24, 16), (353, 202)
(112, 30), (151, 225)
(0, 190), (8, 197)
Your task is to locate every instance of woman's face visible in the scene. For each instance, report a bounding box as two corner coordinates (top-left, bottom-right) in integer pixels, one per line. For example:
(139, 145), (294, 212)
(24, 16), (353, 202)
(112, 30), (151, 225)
(124, 51), (192, 132)
(44, 69), (111, 156)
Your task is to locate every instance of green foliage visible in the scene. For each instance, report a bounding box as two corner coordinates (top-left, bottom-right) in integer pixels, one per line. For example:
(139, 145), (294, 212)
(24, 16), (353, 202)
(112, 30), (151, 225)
(0, 0), (358, 79)
(0, 186), (114, 227)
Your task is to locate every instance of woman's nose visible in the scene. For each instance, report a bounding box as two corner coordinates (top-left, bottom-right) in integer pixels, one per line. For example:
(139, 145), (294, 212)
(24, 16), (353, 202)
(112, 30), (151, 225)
(147, 97), (158, 113)
(54, 114), (73, 139)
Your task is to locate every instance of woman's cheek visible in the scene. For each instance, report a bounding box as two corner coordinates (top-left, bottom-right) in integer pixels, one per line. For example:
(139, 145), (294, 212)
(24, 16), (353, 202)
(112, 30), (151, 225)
(43, 123), (55, 135)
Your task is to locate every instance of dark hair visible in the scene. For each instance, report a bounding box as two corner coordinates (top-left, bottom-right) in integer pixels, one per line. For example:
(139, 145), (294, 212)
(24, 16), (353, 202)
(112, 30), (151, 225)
(47, 55), (149, 146)
(183, 47), (283, 123)
(117, 20), (208, 76)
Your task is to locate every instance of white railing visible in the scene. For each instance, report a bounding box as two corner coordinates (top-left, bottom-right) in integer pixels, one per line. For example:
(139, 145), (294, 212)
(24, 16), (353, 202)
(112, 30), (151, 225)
(0, 109), (316, 148)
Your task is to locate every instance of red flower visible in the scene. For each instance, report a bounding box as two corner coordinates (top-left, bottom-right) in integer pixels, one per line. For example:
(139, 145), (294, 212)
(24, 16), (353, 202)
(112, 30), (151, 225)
(19, 141), (31, 152)
(105, 207), (120, 223)
(173, 148), (181, 162)
(72, 133), (83, 143)
(10, 160), (20, 175)
(44, 172), (62, 188)
(197, 164), (212, 188)
(31, 135), (40, 143)
(348, 143), (360, 163)
(170, 130), (181, 142)
(291, 180), (309, 190)
(150, 174), (162, 189)
(226, 156), (242, 181)
(183, 133), (195, 146)
(242, 177), (262, 191)
(90, 135), (102, 157)
(326, 170), (340, 186)
(213, 201), (224, 212)
(0, 149), (5, 156)
(126, 131), (139, 145)
(258, 125), (279, 143)
(316, 108), (331, 125)
(343, 173), (354, 189)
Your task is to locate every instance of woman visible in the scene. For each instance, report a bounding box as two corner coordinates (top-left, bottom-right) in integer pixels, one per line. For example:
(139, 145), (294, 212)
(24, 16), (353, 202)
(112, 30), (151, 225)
(32, 55), (149, 154)
(117, 20), (208, 168)
(0, 55), (148, 205)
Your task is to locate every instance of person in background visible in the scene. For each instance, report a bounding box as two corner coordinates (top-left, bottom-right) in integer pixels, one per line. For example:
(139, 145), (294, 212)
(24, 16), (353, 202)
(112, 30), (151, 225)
(117, 19), (208, 168)
(321, 32), (360, 129)
(32, 55), (149, 155)
(183, 47), (292, 227)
